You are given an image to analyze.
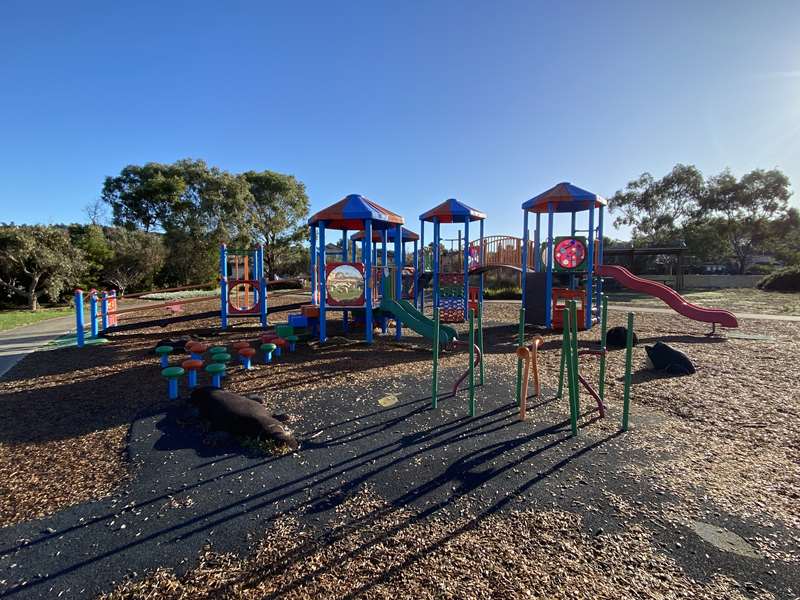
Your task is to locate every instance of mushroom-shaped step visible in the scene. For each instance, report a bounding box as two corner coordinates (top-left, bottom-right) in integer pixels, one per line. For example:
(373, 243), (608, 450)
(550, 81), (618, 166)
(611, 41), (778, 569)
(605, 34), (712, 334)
(181, 359), (204, 388)
(205, 362), (226, 388)
(260, 343), (277, 363)
(285, 334), (299, 352)
(161, 366), (185, 399)
(155, 345), (174, 368)
(238, 347), (257, 369)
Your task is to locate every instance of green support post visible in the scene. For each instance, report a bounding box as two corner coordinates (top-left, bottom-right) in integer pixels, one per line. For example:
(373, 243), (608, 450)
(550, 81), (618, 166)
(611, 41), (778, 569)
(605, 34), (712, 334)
(564, 306), (579, 437)
(557, 340), (566, 399)
(477, 302), (485, 386)
(515, 307), (525, 406)
(469, 308), (476, 417)
(432, 307), (440, 409)
(569, 300), (580, 416)
(622, 312), (634, 431)
(598, 296), (608, 402)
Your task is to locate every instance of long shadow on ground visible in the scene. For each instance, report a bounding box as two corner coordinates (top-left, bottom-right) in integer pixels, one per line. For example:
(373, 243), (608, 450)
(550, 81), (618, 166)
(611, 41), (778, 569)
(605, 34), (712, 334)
(0, 355), (794, 598)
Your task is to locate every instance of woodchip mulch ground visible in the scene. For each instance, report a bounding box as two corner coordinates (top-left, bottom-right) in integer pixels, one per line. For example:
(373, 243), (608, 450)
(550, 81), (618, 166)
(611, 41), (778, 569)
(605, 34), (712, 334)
(1, 296), (798, 598)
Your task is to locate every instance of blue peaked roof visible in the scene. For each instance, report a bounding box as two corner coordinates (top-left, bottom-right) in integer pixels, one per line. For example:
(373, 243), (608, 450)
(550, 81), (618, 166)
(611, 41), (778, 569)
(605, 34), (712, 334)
(522, 182), (606, 214)
(309, 194), (404, 230)
(350, 227), (419, 242)
(419, 198), (487, 223)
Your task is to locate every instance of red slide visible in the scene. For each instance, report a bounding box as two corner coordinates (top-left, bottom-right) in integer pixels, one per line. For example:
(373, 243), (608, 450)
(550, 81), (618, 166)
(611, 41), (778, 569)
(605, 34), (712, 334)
(596, 265), (738, 328)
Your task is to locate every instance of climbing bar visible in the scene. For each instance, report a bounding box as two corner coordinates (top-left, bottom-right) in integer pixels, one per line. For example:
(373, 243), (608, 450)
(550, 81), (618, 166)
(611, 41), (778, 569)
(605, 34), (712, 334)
(598, 296), (608, 401)
(622, 312), (634, 431)
(469, 308), (475, 417)
(432, 307), (440, 409)
(515, 307), (525, 406)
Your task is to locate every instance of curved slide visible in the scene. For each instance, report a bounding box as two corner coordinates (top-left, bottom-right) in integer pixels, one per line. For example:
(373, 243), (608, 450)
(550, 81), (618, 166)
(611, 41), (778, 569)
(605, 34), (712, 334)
(378, 298), (459, 346)
(596, 265), (738, 328)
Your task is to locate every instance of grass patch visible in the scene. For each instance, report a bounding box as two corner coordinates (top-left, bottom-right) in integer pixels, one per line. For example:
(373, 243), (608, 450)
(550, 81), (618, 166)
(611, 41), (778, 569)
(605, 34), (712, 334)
(483, 286), (521, 300)
(605, 287), (800, 315)
(0, 306), (74, 332)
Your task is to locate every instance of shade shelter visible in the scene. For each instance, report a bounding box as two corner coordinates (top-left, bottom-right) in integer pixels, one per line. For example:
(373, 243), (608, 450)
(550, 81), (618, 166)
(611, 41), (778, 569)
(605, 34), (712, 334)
(521, 182), (606, 329)
(349, 227), (419, 268)
(419, 199), (487, 322)
(308, 194), (405, 343)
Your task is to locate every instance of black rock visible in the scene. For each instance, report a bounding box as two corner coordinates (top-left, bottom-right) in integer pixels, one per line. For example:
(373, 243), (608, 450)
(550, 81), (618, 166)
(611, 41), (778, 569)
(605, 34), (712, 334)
(605, 326), (638, 348)
(645, 341), (696, 375)
(190, 387), (298, 450)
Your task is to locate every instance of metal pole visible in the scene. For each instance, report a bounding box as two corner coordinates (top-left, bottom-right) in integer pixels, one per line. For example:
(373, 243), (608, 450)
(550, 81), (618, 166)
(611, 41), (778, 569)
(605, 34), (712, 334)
(432, 306), (439, 408)
(364, 219), (373, 344)
(419, 219), (425, 310)
(413, 240), (419, 308)
(545, 204), (555, 328)
(463, 219), (470, 320)
(89, 291), (98, 338)
(220, 244), (228, 329)
(622, 312), (634, 431)
(515, 307), (525, 406)
(477, 300), (484, 385)
(569, 299), (580, 416)
(534, 212), (541, 271)
(521, 210), (529, 308)
(309, 226), (316, 305)
(259, 244), (268, 328)
(395, 223), (403, 340)
(469, 307), (475, 417)
(565, 305), (579, 437)
(433, 218), (440, 310)
(318, 221), (327, 342)
(586, 206), (595, 330)
(479, 219), (485, 306)
(75, 289), (85, 347)
(598, 296), (608, 401)
(342, 231), (349, 333)
(101, 291), (109, 331)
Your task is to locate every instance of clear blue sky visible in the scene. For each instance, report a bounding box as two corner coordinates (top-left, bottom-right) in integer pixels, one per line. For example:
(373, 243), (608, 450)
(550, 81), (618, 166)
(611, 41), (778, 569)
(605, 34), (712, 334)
(1, 0), (798, 240)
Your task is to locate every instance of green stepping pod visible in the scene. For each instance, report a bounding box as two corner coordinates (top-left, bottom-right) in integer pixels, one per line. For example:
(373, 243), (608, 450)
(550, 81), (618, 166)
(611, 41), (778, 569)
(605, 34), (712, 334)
(161, 366), (184, 378)
(212, 353), (232, 363)
(155, 345), (174, 356)
(209, 346), (228, 355)
(205, 362), (225, 375)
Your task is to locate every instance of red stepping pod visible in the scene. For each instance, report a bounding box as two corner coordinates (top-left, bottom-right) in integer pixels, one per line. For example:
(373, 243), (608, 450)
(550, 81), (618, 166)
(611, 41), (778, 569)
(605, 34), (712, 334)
(181, 358), (204, 388)
(231, 341), (251, 351)
(238, 347), (257, 369)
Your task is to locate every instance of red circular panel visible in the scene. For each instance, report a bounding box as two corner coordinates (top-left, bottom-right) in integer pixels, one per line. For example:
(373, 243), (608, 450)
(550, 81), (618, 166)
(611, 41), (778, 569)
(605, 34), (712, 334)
(554, 238), (586, 269)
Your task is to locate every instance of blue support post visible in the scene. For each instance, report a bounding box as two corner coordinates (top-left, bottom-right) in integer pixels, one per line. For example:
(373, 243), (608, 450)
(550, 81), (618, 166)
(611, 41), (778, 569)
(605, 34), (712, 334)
(521, 210), (529, 308)
(101, 291), (109, 331)
(74, 289), (85, 348)
(418, 219), (425, 310)
(570, 211), (577, 290)
(259, 244), (268, 328)
(342, 230), (349, 333)
(433, 218), (440, 309)
(463, 219), (470, 319)
(89, 291), (98, 338)
(586, 206), (595, 330)
(534, 212), (541, 271)
(220, 244), (228, 329)
(394, 223), (403, 340)
(545, 204), (555, 329)
(413, 239), (419, 308)
(364, 219), (373, 344)
(318, 221), (327, 342)
(382, 230), (388, 268)
(309, 226), (317, 305)
(597, 206), (605, 301)
(479, 218), (485, 305)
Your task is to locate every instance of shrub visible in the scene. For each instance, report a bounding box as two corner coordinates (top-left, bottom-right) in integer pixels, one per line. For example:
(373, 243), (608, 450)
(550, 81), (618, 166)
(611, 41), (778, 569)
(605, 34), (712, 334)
(757, 265), (800, 292)
(268, 279), (303, 291)
(483, 286), (521, 300)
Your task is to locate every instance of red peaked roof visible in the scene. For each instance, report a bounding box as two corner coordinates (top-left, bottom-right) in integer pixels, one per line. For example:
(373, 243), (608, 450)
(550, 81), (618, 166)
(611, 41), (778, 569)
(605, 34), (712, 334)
(419, 198), (486, 224)
(309, 194), (404, 230)
(350, 227), (419, 242)
(522, 182), (606, 214)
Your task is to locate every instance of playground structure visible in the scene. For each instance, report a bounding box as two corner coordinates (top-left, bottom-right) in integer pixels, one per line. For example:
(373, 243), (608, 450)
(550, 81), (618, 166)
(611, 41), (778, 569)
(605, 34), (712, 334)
(75, 244), (273, 347)
(511, 181), (737, 332)
(515, 297), (635, 435)
(431, 305), (484, 416)
(417, 198), (487, 323)
(220, 243), (268, 329)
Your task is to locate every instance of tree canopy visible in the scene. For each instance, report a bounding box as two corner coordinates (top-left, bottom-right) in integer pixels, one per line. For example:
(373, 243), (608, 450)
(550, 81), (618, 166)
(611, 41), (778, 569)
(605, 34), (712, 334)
(0, 225), (86, 310)
(101, 159), (310, 284)
(610, 165), (794, 273)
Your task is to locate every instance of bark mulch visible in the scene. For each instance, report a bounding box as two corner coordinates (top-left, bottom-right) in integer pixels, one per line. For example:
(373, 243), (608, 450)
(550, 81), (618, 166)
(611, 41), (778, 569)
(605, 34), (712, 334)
(0, 299), (797, 598)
